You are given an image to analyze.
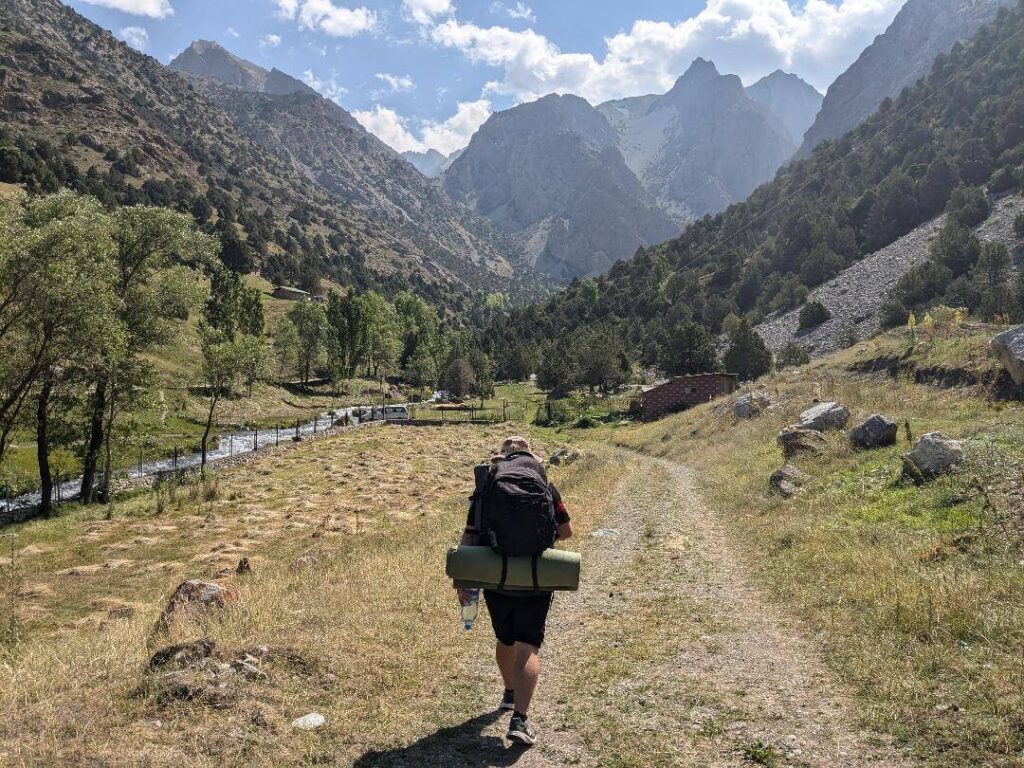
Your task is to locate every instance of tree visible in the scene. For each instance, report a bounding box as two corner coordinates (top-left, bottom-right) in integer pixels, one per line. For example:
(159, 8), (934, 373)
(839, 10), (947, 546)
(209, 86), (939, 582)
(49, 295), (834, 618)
(198, 328), (242, 470)
(659, 321), (718, 376)
(777, 342), (810, 368)
(285, 301), (328, 384)
(929, 219), (981, 277)
(578, 327), (630, 392)
(442, 358), (476, 399)
(273, 317), (300, 381)
(797, 300), (831, 330)
(722, 320), (772, 381)
(536, 336), (579, 393)
(972, 241), (1012, 320)
(80, 204), (216, 502)
(355, 291), (400, 379)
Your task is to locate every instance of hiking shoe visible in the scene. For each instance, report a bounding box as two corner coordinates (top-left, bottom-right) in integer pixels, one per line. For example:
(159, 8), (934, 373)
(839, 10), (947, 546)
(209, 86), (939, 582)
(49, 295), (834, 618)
(507, 715), (536, 746)
(499, 690), (515, 712)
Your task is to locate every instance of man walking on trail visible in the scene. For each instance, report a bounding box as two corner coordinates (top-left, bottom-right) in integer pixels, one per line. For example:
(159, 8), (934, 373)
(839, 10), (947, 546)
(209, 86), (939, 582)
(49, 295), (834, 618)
(459, 436), (573, 747)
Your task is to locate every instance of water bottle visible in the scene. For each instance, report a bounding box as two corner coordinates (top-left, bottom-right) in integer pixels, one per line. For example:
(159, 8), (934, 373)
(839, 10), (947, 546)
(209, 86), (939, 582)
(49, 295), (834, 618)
(461, 589), (480, 630)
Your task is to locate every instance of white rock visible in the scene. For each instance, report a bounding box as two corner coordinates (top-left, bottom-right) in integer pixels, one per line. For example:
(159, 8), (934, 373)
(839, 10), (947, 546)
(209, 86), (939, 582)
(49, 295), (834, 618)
(291, 712), (326, 731)
(989, 325), (1024, 385)
(732, 391), (771, 419)
(798, 401), (850, 431)
(903, 432), (964, 478)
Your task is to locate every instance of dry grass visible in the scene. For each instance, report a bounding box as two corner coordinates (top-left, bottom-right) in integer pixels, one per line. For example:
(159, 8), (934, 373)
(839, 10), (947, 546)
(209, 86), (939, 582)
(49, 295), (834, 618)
(0, 423), (614, 766)
(611, 333), (1024, 766)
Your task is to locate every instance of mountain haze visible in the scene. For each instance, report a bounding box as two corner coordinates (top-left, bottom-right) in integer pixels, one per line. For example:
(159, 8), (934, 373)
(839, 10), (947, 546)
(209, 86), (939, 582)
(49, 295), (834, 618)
(402, 148), (461, 178)
(799, 0), (1013, 156)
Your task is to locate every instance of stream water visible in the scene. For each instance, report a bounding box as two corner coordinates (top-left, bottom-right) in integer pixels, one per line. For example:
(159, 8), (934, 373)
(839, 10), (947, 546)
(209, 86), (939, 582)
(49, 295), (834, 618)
(2, 404), (386, 516)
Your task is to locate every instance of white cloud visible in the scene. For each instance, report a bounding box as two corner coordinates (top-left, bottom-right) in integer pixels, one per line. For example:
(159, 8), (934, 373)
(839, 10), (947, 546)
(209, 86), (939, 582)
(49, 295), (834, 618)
(261, 33), (283, 49)
(303, 69), (349, 103)
(491, 1), (535, 23)
(354, 99), (492, 155)
(353, 105), (425, 153)
(421, 99), (491, 155)
(431, 0), (905, 101)
(375, 72), (416, 93)
(278, 0), (377, 37)
(117, 25), (149, 51)
(403, 0), (452, 25)
(226, 26), (240, 38)
(78, 0), (172, 18)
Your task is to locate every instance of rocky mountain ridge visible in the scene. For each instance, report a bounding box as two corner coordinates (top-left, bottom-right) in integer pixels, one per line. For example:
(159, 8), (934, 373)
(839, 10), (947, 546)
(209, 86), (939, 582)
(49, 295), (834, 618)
(799, 0), (1013, 156)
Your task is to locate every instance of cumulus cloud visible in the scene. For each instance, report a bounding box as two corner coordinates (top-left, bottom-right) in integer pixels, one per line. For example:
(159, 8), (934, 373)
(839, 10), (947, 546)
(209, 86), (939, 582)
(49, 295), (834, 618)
(354, 99), (492, 155)
(78, 0), (172, 18)
(117, 25), (149, 51)
(403, 0), (453, 25)
(303, 69), (349, 103)
(226, 26), (240, 38)
(353, 105), (425, 153)
(375, 72), (416, 93)
(431, 0), (905, 101)
(277, 0), (377, 37)
(421, 99), (492, 155)
(261, 33), (282, 49)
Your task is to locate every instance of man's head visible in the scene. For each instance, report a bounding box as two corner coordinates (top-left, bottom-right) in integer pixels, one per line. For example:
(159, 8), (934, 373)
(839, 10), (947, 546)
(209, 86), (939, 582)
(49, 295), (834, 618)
(500, 435), (531, 456)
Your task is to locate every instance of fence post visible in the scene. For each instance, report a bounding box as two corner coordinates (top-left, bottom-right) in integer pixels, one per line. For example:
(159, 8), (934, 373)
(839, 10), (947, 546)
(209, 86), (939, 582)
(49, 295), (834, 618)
(254, 427), (258, 452)
(276, 425), (280, 446)
(173, 447), (178, 472)
(313, 417), (318, 436)
(295, 419), (300, 439)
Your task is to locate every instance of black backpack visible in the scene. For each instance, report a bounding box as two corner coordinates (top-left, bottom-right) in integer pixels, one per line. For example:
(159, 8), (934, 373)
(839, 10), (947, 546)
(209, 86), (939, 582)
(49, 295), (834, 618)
(474, 452), (557, 558)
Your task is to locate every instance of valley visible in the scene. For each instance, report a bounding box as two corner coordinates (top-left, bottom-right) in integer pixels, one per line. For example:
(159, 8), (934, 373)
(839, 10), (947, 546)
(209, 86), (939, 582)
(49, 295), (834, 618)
(4, 0), (1024, 765)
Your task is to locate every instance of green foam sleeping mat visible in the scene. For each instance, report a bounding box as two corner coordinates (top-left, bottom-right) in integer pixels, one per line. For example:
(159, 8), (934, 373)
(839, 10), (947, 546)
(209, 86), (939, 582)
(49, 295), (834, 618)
(446, 545), (581, 591)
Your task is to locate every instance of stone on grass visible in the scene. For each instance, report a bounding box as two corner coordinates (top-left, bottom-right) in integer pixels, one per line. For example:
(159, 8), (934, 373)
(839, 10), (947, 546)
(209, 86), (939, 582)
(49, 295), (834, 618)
(849, 414), (899, 449)
(549, 448), (580, 466)
(769, 465), (812, 499)
(157, 580), (239, 632)
(797, 401), (850, 431)
(902, 432), (963, 480)
(777, 426), (827, 459)
(292, 712), (326, 731)
(732, 391), (771, 419)
(989, 325), (1024, 385)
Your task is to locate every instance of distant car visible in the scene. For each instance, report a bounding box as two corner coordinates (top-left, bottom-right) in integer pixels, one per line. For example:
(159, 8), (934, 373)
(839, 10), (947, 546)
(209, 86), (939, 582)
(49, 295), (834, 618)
(357, 405), (409, 422)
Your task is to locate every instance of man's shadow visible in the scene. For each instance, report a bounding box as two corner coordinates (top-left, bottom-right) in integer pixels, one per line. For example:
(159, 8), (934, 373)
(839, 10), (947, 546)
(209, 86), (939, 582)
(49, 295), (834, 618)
(352, 710), (527, 767)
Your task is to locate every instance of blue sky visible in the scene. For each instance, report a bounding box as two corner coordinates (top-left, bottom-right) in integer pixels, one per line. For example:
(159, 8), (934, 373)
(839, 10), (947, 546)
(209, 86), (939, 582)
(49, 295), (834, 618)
(66, 0), (907, 155)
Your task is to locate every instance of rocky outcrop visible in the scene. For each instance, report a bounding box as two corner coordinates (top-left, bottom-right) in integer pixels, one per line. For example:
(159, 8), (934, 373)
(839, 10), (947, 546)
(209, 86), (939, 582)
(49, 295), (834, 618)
(745, 70), (823, 146)
(158, 579), (239, 628)
(402, 148), (460, 178)
(549, 448), (581, 466)
(849, 415), (899, 449)
(754, 195), (1024, 359)
(798, 402), (850, 432)
(733, 391), (771, 419)
(778, 426), (828, 459)
(903, 432), (964, 479)
(989, 325), (1024, 385)
(799, 0), (1013, 155)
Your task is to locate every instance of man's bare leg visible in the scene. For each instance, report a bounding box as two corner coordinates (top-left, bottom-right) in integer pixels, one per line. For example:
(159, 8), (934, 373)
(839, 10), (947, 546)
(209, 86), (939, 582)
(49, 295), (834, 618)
(512, 642), (540, 714)
(495, 642), (516, 690)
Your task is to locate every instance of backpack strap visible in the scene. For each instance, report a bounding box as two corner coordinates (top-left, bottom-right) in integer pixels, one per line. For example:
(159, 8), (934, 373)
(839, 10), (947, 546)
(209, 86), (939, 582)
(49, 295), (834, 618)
(498, 554), (508, 591)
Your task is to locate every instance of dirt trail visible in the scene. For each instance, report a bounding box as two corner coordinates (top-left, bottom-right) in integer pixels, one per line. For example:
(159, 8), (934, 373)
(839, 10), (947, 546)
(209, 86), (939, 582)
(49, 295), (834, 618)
(355, 451), (914, 767)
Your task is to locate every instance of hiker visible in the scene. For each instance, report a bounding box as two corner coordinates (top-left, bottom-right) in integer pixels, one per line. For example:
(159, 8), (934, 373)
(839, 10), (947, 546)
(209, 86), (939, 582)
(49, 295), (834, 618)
(458, 435), (573, 746)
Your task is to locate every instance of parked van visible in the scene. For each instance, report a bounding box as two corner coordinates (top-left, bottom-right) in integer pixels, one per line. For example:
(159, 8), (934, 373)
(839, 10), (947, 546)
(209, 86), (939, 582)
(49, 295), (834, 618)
(358, 405), (410, 422)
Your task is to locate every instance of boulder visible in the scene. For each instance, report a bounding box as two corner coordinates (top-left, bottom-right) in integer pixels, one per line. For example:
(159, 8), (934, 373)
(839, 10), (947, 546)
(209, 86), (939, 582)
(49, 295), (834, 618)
(902, 432), (963, 479)
(849, 414), (899, 449)
(733, 391), (771, 419)
(777, 426), (827, 459)
(292, 712), (327, 731)
(770, 465), (811, 498)
(161, 580), (239, 623)
(989, 325), (1024, 385)
(797, 401), (850, 431)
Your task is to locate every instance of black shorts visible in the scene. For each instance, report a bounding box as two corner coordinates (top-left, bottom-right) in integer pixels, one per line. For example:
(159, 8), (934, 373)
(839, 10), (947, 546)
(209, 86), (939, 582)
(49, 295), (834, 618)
(483, 590), (553, 649)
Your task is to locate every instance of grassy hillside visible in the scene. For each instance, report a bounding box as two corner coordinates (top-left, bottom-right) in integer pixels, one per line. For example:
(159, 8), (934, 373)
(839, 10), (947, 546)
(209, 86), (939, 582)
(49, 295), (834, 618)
(611, 324), (1024, 765)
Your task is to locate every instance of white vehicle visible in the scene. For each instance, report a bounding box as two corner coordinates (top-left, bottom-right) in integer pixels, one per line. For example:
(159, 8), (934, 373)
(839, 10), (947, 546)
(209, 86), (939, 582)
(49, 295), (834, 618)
(358, 405), (410, 421)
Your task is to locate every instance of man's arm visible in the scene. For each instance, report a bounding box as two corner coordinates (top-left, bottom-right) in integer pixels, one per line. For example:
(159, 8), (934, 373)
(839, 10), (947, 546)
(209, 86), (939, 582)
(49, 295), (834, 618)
(551, 483), (572, 540)
(556, 521), (573, 540)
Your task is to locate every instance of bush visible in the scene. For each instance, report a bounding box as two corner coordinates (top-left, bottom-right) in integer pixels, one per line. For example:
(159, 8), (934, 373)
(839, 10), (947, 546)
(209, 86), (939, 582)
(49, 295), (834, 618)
(797, 300), (831, 330)
(777, 342), (810, 368)
(946, 186), (990, 228)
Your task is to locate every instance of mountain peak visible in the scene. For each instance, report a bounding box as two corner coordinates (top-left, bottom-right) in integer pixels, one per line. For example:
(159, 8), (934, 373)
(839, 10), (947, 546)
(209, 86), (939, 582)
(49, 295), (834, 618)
(170, 40), (312, 97)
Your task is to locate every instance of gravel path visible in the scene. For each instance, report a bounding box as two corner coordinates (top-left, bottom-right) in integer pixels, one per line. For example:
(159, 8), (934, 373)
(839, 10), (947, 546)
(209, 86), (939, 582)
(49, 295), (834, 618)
(358, 452), (916, 767)
(755, 194), (1024, 359)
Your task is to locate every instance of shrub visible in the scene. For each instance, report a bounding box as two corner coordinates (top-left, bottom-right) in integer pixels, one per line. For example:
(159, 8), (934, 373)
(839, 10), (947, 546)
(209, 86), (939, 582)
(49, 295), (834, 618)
(797, 300), (831, 330)
(777, 342), (810, 368)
